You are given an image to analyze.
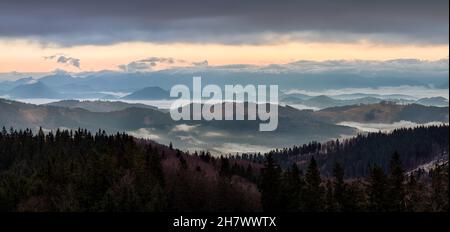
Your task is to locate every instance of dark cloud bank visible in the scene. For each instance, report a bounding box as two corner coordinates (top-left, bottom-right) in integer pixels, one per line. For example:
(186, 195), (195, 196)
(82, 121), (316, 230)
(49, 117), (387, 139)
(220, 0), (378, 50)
(0, 0), (448, 45)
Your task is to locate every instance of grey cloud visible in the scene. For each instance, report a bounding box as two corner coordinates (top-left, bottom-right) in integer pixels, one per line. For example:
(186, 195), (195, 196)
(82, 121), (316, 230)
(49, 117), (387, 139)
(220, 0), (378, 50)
(45, 54), (81, 68)
(57, 56), (80, 68)
(44, 55), (58, 60)
(118, 56), (182, 72)
(192, 60), (208, 66)
(118, 61), (150, 72)
(138, 57), (177, 64)
(0, 0), (448, 46)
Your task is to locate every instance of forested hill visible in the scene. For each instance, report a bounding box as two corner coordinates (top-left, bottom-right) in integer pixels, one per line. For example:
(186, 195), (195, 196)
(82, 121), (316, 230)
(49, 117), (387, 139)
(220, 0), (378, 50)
(241, 125), (449, 178)
(0, 128), (261, 212)
(0, 126), (448, 212)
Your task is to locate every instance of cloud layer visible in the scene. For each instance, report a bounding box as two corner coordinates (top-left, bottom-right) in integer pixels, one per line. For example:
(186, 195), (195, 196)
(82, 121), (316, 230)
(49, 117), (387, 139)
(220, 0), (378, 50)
(0, 0), (448, 46)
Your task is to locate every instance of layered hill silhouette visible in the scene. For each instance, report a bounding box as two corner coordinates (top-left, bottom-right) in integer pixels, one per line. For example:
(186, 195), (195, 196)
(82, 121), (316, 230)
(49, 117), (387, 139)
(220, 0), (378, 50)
(1, 99), (356, 152)
(312, 101), (449, 123)
(46, 100), (162, 112)
(2, 98), (449, 153)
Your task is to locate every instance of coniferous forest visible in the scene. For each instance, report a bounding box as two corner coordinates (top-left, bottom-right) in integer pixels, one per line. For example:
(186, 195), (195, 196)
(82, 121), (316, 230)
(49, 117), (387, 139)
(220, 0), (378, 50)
(0, 126), (448, 212)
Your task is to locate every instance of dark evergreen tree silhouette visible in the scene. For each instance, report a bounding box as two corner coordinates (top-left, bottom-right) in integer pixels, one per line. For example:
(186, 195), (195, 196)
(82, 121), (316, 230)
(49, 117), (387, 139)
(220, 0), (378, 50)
(368, 164), (389, 211)
(303, 157), (324, 211)
(332, 162), (346, 211)
(259, 154), (282, 211)
(387, 151), (405, 211)
(279, 163), (303, 211)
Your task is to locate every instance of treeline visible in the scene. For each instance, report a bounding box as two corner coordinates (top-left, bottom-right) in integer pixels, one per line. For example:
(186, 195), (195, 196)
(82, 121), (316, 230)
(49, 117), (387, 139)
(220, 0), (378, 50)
(233, 125), (449, 177)
(316, 125), (449, 177)
(0, 127), (259, 212)
(259, 153), (448, 212)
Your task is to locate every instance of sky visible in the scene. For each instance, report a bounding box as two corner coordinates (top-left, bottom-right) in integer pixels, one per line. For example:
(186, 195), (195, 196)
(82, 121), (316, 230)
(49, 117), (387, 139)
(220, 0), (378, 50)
(0, 0), (448, 73)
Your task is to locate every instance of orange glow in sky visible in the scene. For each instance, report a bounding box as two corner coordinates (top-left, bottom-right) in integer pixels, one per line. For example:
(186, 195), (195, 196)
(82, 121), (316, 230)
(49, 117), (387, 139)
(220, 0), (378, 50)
(0, 39), (448, 72)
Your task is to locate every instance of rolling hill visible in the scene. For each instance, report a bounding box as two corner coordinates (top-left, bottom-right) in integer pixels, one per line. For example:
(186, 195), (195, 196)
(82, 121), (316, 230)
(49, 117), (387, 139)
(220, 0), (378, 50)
(46, 100), (162, 112)
(312, 102), (449, 123)
(415, 97), (449, 107)
(0, 98), (173, 131)
(2, 98), (448, 153)
(1, 99), (356, 153)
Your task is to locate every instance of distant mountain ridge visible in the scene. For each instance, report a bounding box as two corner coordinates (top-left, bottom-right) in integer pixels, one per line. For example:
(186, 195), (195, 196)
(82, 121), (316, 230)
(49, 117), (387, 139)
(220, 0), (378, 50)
(7, 81), (61, 99)
(1, 62), (448, 94)
(1, 72), (447, 109)
(0, 77), (34, 92)
(122, 86), (170, 100)
(39, 73), (79, 87)
(282, 93), (448, 108)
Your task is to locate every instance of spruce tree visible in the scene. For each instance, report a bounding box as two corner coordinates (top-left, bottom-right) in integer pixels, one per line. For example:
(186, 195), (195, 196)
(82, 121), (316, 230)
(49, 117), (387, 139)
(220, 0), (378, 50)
(368, 164), (388, 211)
(259, 154), (282, 211)
(325, 180), (335, 211)
(430, 164), (449, 212)
(279, 163), (303, 211)
(303, 157), (324, 211)
(387, 151), (405, 211)
(332, 162), (345, 211)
